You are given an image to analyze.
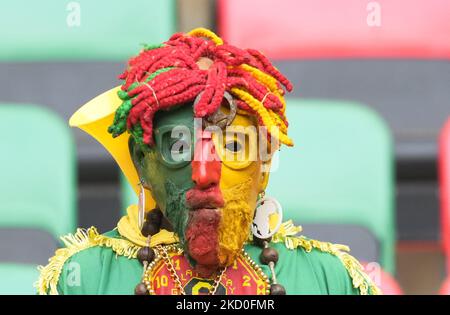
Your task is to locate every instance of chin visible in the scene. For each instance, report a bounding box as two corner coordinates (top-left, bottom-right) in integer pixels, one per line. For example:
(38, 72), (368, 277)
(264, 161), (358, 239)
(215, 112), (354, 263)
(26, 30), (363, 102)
(185, 208), (221, 277)
(183, 179), (255, 277)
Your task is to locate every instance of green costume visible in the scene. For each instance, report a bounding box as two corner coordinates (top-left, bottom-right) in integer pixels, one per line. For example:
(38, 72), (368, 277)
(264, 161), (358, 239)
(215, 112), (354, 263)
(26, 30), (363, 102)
(37, 207), (379, 295)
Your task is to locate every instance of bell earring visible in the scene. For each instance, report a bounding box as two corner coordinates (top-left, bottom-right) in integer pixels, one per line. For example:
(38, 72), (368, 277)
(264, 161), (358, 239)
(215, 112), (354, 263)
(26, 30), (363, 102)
(251, 192), (283, 239)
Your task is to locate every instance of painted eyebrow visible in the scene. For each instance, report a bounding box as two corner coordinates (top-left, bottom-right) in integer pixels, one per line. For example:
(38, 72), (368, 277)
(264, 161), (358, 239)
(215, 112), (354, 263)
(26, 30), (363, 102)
(155, 124), (192, 135)
(224, 129), (256, 140)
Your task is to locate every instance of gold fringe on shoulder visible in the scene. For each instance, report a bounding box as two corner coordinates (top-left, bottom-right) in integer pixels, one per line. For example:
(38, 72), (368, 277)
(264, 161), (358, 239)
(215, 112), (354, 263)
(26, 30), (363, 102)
(271, 221), (382, 295)
(36, 227), (142, 295)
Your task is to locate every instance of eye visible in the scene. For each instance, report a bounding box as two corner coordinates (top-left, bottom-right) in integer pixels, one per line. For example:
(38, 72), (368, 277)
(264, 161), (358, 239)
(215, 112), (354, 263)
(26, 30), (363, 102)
(171, 140), (189, 154)
(225, 140), (242, 153)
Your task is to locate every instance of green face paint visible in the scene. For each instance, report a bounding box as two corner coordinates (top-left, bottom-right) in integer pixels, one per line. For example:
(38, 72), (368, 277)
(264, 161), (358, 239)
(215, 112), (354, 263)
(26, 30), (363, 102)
(130, 105), (195, 243)
(164, 180), (190, 246)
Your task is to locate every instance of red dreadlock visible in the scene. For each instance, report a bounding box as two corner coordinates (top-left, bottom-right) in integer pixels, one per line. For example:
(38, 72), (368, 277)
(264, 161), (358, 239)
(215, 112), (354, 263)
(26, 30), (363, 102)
(109, 28), (293, 147)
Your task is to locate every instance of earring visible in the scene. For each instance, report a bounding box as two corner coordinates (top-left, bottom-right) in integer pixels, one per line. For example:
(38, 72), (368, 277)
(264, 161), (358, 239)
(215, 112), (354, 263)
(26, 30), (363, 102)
(252, 192), (286, 295)
(138, 181), (146, 231)
(251, 192), (283, 239)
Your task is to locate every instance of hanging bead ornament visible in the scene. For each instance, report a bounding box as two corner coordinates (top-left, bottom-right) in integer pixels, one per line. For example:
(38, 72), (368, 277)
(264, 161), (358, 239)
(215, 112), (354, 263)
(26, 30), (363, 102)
(135, 235), (153, 295)
(134, 207), (162, 295)
(260, 240), (286, 295)
(142, 208), (163, 237)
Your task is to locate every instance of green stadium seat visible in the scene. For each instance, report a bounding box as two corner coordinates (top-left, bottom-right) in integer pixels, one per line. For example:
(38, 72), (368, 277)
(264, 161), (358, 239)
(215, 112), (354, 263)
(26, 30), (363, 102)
(0, 104), (76, 294)
(122, 173), (138, 212)
(0, 263), (40, 295)
(0, 0), (176, 61)
(266, 99), (395, 273)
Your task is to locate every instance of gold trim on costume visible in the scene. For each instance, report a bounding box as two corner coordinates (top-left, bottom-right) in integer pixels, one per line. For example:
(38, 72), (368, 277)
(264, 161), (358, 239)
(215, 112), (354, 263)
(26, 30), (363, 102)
(270, 221), (382, 295)
(36, 227), (141, 295)
(37, 205), (180, 295)
(37, 217), (380, 295)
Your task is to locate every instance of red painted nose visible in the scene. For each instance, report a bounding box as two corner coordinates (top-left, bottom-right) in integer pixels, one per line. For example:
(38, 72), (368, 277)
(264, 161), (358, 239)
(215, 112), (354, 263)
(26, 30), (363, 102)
(191, 131), (221, 189)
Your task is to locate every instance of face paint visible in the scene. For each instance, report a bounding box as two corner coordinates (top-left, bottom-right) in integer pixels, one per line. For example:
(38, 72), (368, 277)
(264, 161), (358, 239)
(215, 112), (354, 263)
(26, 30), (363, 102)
(132, 105), (195, 239)
(164, 180), (190, 246)
(183, 129), (223, 277)
(132, 103), (270, 278)
(216, 113), (265, 268)
(218, 178), (253, 266)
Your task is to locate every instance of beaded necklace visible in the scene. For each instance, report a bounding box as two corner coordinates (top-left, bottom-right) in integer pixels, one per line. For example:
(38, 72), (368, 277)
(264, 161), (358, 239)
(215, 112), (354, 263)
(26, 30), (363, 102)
(134, 208), (286, 295)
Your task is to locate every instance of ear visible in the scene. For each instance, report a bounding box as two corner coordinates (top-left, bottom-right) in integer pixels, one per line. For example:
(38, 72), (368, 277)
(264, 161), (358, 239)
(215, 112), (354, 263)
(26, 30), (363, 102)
(258, 132), (277, 193)
(128, 137), (147, 186)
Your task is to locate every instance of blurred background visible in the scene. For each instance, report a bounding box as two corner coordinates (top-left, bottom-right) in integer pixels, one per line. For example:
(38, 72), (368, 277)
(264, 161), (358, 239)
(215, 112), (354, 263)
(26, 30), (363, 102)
(0, 0), (449, 294)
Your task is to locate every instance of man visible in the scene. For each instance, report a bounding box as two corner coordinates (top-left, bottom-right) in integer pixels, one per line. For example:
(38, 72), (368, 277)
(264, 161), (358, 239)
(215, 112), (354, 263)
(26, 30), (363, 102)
(37, 28), (380, 295)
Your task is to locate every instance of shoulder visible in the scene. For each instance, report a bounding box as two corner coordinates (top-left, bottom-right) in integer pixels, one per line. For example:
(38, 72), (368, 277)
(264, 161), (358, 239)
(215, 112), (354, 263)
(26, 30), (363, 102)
(267, 222), (381, 295)
(36, 227), (140, 295)
(274, 235), (381, 295)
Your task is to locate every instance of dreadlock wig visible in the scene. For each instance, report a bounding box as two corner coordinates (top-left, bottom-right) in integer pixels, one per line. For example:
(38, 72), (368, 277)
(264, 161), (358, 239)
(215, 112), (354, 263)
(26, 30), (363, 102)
(108, 28), (293, 148)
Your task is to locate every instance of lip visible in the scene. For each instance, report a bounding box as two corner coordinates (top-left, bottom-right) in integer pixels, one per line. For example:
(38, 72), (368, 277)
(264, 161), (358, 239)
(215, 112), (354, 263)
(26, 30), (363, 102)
(185, 186), (225, 210)
(186, 208), (221, 227)
(187, 208), (221, 226)
(189, 207), (220, 213)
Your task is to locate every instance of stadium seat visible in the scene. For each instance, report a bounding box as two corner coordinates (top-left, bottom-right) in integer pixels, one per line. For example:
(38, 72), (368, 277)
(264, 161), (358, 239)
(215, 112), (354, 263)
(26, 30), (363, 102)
(377, 269), (404, 295)
(266, 99), (396, 275)
(218, 0), (450, 60)
(361, 262), (403, 295)
(0, 104), (76, 294)
(439, 118), (450, 272)
(0, 0), (176, 61)
(439, 276), (450, 295)
(122, 173), (137, 212)
(0, 264), (40, 295)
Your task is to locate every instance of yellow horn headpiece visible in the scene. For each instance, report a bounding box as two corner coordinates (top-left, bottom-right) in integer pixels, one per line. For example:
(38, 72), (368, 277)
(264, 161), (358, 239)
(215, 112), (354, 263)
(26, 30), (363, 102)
(69, 87), (155, 209)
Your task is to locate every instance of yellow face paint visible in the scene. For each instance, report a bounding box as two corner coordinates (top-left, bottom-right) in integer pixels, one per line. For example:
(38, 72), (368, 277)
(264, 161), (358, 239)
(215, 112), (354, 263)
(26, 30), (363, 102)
(212, 108), (272, 266)
(216, 111), (266, 212)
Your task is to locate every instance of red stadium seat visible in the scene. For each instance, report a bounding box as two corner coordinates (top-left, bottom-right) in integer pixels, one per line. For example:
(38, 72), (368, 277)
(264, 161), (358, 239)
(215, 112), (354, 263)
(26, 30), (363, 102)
(439, 118), (450, 272)
(377, 271), (403, 295)
(218, 0), (450, 59)
(361, 262), (403, 295)
(440, 276), (450, 295)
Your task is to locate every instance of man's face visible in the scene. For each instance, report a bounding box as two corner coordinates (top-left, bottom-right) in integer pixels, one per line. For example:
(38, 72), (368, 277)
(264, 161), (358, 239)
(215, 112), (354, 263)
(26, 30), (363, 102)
(131, 104), (269, 277)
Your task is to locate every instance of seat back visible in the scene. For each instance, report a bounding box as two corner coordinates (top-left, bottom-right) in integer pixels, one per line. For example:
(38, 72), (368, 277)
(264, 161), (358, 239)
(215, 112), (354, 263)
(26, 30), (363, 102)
(0, 104), (76, 238)
(0, 104), (76, 293)
(0, 0), (176, 61)
(122, 173), (138, 212)
(218, 0), (450, 59)
(266, 99), (395, 273)
(0, 263), (41, 295)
